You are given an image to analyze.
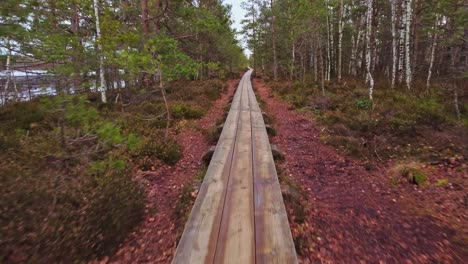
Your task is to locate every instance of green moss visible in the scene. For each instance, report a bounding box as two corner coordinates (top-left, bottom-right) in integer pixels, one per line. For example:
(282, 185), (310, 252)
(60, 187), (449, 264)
(435, 179), (449, 187)
(402, 167), (428, 185)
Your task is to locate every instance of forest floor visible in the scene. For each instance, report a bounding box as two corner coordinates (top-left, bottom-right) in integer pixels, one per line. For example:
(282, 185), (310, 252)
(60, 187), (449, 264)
(103, 80), (238, 264)
(253, 78), (467, 263)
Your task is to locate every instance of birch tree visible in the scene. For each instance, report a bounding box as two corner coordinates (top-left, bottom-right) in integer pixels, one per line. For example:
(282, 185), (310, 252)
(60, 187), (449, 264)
(337, 0), (344, 82)
(426, 15), (440, 92)
(325, 0), (331, 81)
(404, 0), (413, 90)
(398, 0), (406, 83)
(391, 0), (397, 88)
(365, 0), (374, 100)
(93, 0), (107, 103)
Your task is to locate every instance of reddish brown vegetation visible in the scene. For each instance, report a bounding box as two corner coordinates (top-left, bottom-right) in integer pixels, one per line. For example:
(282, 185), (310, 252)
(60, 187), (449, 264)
(103, 80), (238, 264)
(253, 79), (467, 263)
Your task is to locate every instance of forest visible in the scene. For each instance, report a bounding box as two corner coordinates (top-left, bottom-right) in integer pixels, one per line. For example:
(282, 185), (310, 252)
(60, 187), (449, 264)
(0, 0), (467, 263)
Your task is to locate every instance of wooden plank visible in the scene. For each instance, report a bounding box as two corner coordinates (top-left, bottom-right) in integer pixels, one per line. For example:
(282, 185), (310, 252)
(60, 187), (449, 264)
(213, 72), (255, 264)
(248, 79), (298, 263)
(213, 114), (255, 263)
(173, 70), (297, 264)
(172, 74), (246, 264)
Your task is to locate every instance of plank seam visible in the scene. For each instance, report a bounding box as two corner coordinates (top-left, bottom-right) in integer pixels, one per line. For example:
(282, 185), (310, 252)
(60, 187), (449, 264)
(211, 75), (246, 263)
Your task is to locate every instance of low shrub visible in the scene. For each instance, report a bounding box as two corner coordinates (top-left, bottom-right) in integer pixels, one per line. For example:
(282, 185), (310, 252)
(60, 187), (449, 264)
(170, 103), (205, 119)
(355, 99), (372, 110)
(154, 140), (183, 165)
(388, 162), (428, 186)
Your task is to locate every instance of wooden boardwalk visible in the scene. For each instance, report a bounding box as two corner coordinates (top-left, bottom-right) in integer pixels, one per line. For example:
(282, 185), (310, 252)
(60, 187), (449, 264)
(172, 70), (297, 264)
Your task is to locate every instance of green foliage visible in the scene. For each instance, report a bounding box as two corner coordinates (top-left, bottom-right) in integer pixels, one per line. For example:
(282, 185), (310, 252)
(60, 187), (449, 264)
(170, 103), (205, 119)
(355, 99), (372, 110)
(96, 122), (124, 145)
(154, 140), (183, 165)
(401, 167), (428, 186)
(126, 133), (142, 151)
(64, 97), (99, 128)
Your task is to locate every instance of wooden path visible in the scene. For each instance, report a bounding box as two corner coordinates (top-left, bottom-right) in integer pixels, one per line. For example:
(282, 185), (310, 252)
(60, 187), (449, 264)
(172, 70), (297, 264)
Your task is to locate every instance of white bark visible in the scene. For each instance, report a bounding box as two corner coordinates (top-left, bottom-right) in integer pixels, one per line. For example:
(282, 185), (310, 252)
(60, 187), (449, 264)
(94, 0), (107, 103)
(426, 17), (439, 91)
(338, 0), (344, 82)
(391, 0), (397, 88)
(325, 0), (331, 81)
(366, 0), (374, 100)
(404, 0), (413, 90)
(4, 45), (11, 93)
(398, 0), (406, 83)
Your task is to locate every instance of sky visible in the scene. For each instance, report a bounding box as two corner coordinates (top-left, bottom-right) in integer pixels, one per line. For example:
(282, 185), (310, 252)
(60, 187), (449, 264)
(223, 0), (251, 56)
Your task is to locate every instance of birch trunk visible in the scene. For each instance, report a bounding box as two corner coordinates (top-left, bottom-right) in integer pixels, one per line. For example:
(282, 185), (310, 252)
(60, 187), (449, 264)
(398, 0), (406, 83)
(4, 38), (11, 95)
(290, 43), (295, 80)
(391, 0), (397, 88)
(93, 0), (107, 103)
(325, 0), (331, 81)
(330, 10), (335, 76)
(366, 0), (374, 100)
(338, 0), (344, 82)
(404, 0), (413, 90)
(426, 17), (439, 92)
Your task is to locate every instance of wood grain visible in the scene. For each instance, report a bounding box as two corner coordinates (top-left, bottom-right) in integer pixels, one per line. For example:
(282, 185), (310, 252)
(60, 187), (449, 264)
(173, 70), (297, 264)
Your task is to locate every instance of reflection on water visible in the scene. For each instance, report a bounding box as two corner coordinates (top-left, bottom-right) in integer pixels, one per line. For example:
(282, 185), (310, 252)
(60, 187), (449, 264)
(0, 70), (126, 105)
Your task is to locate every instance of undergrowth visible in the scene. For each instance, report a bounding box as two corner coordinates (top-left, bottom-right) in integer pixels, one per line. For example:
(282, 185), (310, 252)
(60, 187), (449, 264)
(270, 80), (467, 164)
(0, 78), (226, 262)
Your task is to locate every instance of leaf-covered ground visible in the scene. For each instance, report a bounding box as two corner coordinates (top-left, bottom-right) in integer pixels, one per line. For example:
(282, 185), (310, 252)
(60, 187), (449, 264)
(253, 79), (467, 263)
(99, 79), (238, 264)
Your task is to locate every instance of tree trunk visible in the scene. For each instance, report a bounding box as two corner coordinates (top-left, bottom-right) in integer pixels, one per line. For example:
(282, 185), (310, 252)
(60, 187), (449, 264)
(325, 0), (331, 81)
(290, 43), (295, 80)
(366, 0), (374, 100)
(391, 0), (397, 88)
(159, 71), (171, 140)
(338, 0), (344, 82)
(398, 0), (406, 83)
(319, 35), (325, 96)
(426, 17), (439, 92)
(71, 3), (82, 91)
(153, 0), (160, 33)
(142, 0), (148, 34)
(271, 0), (278, 80)
(4, 38), (11, 96)
(404, 0), (413, 90)
(93, 0), (107, 103)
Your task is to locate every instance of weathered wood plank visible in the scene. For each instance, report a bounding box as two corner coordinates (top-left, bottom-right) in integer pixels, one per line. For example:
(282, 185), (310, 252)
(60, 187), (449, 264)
(173, 70), (297, 264)
(172, 74), (246, 264)
(213, 72), (255, 264)
(248, 80), (298, 264)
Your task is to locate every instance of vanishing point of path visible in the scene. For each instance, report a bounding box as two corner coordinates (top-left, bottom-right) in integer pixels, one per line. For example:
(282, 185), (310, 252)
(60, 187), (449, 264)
(172, 70), (297, 263)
